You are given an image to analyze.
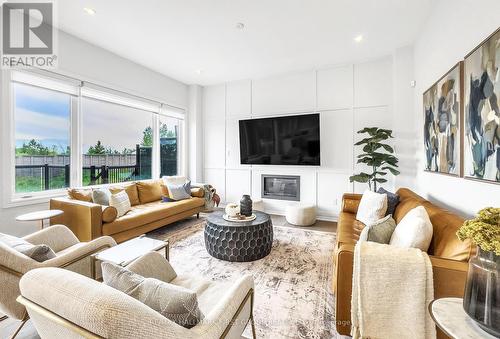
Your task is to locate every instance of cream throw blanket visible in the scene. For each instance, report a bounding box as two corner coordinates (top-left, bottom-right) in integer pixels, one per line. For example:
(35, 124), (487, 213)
(351, 241), (436, 339)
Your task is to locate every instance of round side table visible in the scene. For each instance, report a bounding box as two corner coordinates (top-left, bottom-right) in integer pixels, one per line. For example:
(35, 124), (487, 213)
(429, 298), (498, 339)
(16, 209), (64, 230)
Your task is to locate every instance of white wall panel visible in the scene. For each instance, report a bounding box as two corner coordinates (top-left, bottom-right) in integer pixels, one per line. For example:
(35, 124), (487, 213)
(252, 71), (316, 115)
(317, 65), (353, 110)
(226, 118), (246, 168)
(204, 168), (226, 203)
(320, 110), (353, 171)
(354, 57), (392, 107)
(226, 80), (251, 117)
(317, 172), (351, 217)
(225, 169), (251, 203)
(202, 84), (225, 120)
(203, 119), (226, 168)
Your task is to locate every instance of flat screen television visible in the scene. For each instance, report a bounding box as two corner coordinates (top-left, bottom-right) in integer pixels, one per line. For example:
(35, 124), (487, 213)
(239, 113), (320, 166)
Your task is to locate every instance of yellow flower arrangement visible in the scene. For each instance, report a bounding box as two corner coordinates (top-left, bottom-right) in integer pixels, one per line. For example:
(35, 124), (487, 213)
(457, 207), (500, 255)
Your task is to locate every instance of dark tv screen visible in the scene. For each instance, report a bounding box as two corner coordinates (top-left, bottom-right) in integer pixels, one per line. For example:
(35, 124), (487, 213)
(239, 114), (320, 166)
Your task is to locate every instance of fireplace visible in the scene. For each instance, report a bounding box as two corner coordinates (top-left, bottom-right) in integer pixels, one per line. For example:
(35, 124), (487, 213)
(261, 175), (300, 201)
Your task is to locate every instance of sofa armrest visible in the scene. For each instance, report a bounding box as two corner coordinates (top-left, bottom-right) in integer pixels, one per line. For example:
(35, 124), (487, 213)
(430, 256), (469, 298)
(50, 198), (103, 242)
(334, 243), (355, 335)
(23, 225), (80, 252)
(341, 193), (362, 214)
(190, 187), (205, 198)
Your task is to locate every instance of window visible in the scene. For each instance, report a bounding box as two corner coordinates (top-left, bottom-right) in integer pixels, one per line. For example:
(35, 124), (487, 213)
(81, 97), (154, 186)
(159, 115), (181, 177)
(6, 70), (185, 204)
(14, 83), (72, 193)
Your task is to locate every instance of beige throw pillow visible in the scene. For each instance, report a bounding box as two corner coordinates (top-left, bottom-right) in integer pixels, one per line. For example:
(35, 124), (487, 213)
(356, 190), (388, 225)
(109, 191), (131, 217)
(102, 262), (203, 328)
(0, 233), (56, 262)
(389, 206), (433, 251)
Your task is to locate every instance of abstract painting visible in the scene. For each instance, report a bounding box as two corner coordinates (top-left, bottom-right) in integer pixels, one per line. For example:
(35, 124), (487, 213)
(464, 28), (500, 183)
(423, 63), (462, 175)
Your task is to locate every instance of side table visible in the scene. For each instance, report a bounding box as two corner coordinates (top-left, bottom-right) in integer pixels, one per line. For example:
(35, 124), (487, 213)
(90, 235), (169, 280)
(16, 209), (63, 230)
(429, 297), (498, 339)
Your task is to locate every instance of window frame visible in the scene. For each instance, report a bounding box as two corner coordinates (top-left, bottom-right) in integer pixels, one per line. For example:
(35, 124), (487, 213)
(2, 70), (186, 208)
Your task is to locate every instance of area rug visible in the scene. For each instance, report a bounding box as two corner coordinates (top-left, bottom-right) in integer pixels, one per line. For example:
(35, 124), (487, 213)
(148, 217), (338, 339)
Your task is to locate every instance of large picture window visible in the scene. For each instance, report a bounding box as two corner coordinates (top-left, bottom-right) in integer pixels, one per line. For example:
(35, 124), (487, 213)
(7, 70), (185, 203)
(14, 83), (72, 193)
(81, 98), (154, 186)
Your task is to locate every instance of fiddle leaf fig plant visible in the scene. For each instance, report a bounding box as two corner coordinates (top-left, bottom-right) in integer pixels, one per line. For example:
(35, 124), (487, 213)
(349, 127), (400, 191)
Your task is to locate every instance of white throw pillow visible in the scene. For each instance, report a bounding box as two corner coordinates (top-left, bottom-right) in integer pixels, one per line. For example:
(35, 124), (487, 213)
(162, 176), (188, 196)
(109, 190), (131, 217)
(356, 190), (388, 225)
(389, 206), (433, 251)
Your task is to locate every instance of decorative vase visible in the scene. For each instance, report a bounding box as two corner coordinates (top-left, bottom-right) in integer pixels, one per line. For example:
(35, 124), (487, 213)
(225, 203), (240, 218)
(463, 247), (500, 337)
(240, 195), (252, 216)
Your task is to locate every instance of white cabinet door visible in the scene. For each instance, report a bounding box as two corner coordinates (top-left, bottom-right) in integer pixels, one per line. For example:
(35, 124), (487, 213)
(317, 65), (353, 111)
(252, 71), (316, 115)
(203, 119), (226, 169)
(204, 168), (226, 203)
(203, 84), (225, 121)
(317, 172), (352, 217)
(225, 169), (251, 203)
(320, 110), (353, 171)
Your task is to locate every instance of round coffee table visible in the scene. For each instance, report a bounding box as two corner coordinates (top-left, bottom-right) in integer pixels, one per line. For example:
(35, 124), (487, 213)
(204, 210), (273, 262)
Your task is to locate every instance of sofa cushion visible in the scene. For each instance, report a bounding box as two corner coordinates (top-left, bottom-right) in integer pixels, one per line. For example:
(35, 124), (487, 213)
(0, 233), (56, 262)
(109, 191), (131, 217)
(390, 206), (433, 251)
(67, 188), (93, 202)
(109, 183), (140, 206)
(136, 180), (163, 204)
(101, 205), (118, 223)
(356, 190), (388, 225)
(377, 187), (400, 216)
(359, 215), (397, 244)
(167, 181), (191, 201)
(92, 188), (111, 206)
(102, 198), (205, 236)
(191, 187), (204, 198)
(102, 262), (203, 328)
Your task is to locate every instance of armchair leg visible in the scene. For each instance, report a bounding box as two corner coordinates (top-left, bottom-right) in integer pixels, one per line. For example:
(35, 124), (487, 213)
(250, 314), (257, 339)
(197, 213), (200, 219)
(0, 315), (7, 322)
(10, 316), (28, 339)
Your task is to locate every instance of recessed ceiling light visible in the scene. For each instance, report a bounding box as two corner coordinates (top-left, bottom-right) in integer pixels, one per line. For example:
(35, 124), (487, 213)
(196, 69), (203, 75)
(83, 7), (96, 15)
(354, 34), (363, 43)
(236, 22), (245, 30)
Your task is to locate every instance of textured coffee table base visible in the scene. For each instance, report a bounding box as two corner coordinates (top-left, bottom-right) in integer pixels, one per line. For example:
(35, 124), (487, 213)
(204, 211), (273, 262)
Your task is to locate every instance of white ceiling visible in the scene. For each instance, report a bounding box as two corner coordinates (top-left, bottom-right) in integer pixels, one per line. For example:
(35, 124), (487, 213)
(57, 0), (433, 86)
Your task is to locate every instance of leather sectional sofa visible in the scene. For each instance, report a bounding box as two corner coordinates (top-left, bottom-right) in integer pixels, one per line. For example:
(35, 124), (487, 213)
(332, 188), (474, 338)
(50, 180), (206, 243)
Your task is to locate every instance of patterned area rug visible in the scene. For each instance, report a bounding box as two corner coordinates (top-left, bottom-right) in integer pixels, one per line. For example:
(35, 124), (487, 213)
(148, 217), (338, 339)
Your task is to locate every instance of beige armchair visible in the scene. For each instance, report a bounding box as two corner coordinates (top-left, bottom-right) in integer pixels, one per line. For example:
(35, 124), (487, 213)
(17, 252), (256, 339)
(0, 225), (116, 337)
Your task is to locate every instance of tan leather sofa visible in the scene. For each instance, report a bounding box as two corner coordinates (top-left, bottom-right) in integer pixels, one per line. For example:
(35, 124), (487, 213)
(333, 188), (474, 338)
(50, 180), (206, 243)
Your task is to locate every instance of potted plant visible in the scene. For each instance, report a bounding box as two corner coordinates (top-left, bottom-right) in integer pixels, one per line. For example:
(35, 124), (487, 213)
(349, 127), (400, 191)
(457, 207), (500, 336)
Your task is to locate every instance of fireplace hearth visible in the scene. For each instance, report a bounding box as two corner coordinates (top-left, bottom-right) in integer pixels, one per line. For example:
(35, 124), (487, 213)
(261, 175), (300, 201)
